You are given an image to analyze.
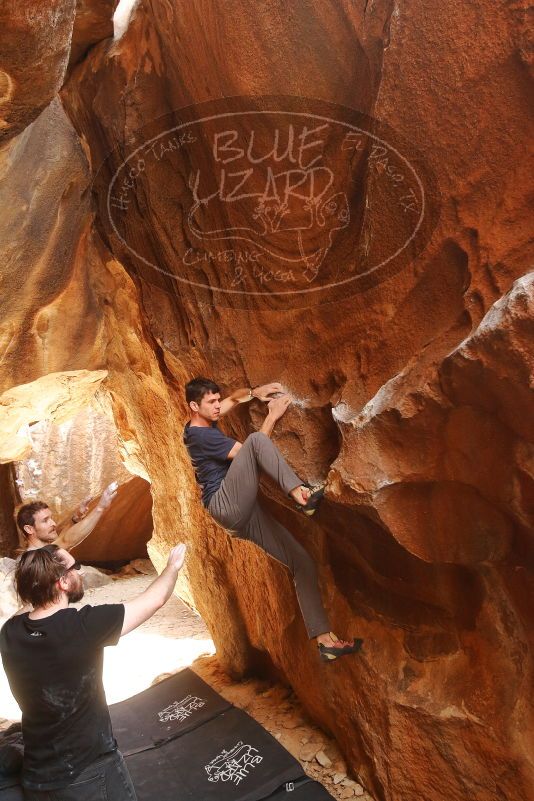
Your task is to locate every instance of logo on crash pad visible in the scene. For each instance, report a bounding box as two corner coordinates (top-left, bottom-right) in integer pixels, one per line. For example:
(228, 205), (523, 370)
(204, 740), (263, 785)
(106, 96), (439, 308)
(157, 694), (206, 724)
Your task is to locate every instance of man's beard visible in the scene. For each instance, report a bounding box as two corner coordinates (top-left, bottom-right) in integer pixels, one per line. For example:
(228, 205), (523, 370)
(67, 585), (84, 603)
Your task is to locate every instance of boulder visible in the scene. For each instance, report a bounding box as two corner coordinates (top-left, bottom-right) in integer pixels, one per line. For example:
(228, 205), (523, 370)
(0, 558), (18, 622)
(69, 0), (118, 67)
(0, 1), (76, 142)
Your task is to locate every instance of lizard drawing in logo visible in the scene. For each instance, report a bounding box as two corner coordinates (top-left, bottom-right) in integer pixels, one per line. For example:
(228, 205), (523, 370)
(187, 168), (350, 284)
(204, 741), (263, 785)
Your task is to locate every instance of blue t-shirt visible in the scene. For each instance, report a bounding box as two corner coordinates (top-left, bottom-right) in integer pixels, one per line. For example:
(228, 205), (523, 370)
(183, 422), (237, 507)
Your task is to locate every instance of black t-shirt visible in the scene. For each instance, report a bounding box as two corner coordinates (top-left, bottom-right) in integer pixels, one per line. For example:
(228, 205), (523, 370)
(0, 604), (124, 790)
(183, 422), (237, 507)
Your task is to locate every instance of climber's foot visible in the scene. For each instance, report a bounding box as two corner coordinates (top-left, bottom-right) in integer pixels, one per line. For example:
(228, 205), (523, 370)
(295, 485), (325, 516)
(290, 485), (311, 506)
(317, 632), (363, 662)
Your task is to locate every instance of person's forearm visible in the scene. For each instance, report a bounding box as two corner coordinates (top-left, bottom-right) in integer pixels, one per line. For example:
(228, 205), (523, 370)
(55, 506), (105, 550)
(220, 386), (255, 415)
(231, 386), (254, 402)
(121, 562), (181, 635)
(259, 413), (277, 438)
(142, 564), (180, 608)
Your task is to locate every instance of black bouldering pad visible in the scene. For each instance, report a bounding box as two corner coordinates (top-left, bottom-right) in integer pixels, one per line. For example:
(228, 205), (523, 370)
(110, 668), (232, 754)
(266, 777), (336, 799)
(0, 782), (23, 800)
(125, 706), (305, 801)
(1, 668), (335, 801)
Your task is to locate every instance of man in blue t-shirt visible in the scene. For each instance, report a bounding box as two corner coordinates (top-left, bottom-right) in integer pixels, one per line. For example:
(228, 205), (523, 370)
(183, 376), (362, 662)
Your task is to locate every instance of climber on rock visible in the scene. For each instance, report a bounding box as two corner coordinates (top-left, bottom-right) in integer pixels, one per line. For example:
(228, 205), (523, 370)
(16, 482), (119, 553)
(183, 376), (363, 662)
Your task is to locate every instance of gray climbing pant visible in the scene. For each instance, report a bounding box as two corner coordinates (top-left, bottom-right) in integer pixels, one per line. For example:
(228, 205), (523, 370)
(208, 431), (330, 639)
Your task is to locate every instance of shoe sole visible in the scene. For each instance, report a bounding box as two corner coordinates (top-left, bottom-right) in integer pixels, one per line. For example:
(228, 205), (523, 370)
(297, 486), (325, 516)
(320, 652), (338, 662)
(318, 639), (364, 662)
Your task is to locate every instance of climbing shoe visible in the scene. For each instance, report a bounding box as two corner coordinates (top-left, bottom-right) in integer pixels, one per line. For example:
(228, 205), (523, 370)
(296, 485), (325, 516)
(318, 636), (364, 663)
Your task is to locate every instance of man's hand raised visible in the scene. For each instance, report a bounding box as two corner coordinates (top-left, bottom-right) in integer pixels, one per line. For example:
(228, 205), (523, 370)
(55, 481), (119, 550)
(253, 382), (284, 401)
(71, 497), (91, 524)
(167, 543), (187, 572)
(267, 394), (292, 421)
(97, 481), (119, 511)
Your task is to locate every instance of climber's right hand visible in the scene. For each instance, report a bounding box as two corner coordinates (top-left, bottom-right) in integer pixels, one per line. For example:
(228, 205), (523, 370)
(267, 394), (292, 420)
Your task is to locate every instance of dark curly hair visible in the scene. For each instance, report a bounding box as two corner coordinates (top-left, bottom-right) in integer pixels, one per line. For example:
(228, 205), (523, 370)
(16, 502), (49, 538)
(185, 377), (220, 404)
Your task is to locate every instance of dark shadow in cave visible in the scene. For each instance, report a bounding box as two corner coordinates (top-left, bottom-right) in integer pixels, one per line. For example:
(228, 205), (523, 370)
(321, 499), (486, 660)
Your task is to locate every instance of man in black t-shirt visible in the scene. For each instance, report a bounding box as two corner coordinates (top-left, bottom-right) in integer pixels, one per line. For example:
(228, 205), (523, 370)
(183, 376), (363, 663)
(0, 542), (186, 800)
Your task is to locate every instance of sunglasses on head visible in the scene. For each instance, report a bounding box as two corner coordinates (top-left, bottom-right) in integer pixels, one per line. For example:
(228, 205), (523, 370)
(63, 561), (82, 575)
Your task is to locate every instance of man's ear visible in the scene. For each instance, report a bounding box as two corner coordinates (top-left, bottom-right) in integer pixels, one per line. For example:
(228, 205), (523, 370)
(23, 524), (34, 538)
(58, 574), (70, 592)
(189, 401), (199, 413)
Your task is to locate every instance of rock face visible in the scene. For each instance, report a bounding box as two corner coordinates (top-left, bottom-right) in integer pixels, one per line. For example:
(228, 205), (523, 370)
(0, 1), (76, 141)
(12, 406), (153, 562)
(15, 406), (131, 518)
(0, 465), (18, 556)
(0, 2), (533, 801)
(0, 371), (107, 462)
(69, 0), (118, 67)
(70, 476), (153, 563)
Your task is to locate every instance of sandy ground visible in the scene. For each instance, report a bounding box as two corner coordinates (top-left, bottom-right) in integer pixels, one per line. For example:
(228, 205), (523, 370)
(1, 569), (373, 800)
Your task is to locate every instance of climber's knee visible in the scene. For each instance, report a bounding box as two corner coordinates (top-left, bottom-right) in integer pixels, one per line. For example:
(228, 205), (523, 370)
(246, 431), (268, 451)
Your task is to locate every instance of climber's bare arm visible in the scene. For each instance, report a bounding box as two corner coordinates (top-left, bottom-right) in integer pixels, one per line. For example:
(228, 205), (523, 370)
(219, 382), (284, 416)
(54, 482), (118, 551)
(226, 394), (292, 459)
(54, 512), (102, 551)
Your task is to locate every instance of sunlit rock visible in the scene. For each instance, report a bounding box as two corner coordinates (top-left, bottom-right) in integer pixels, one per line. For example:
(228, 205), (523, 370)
(0, 371), (107, 462)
